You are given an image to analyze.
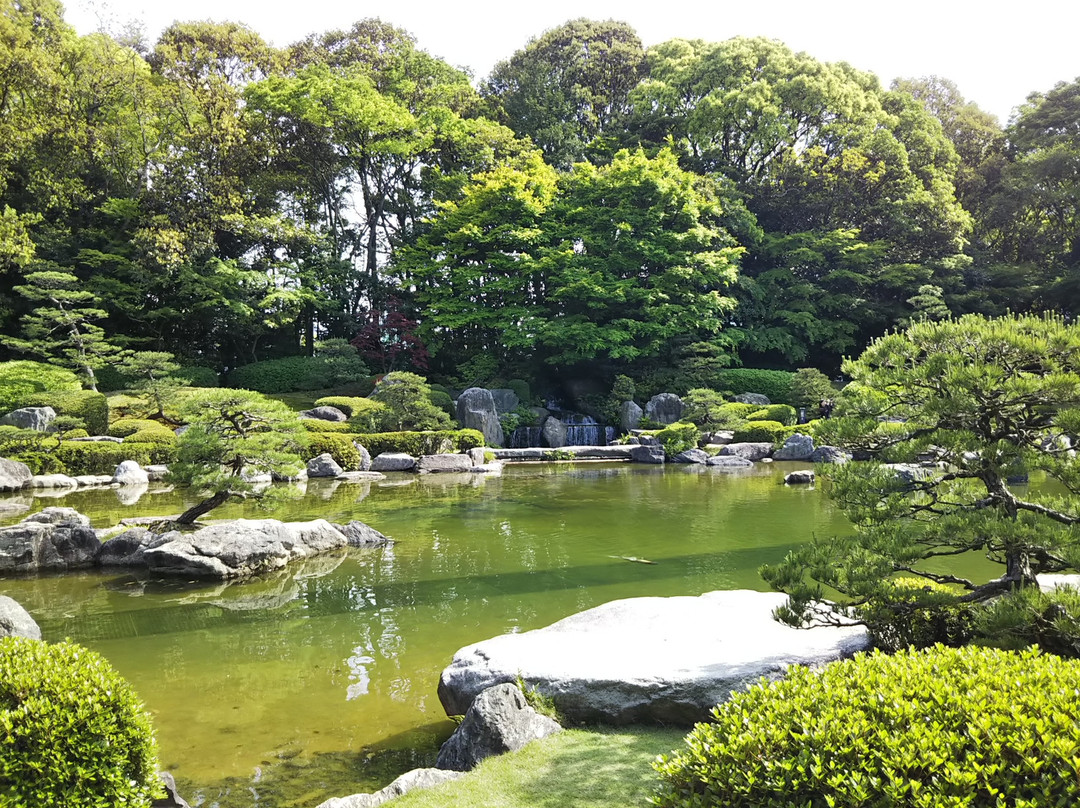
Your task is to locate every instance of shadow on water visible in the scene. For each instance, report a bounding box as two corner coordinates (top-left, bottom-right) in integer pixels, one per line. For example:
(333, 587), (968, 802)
(177, 721), (453, 808)
(35, 542), (802, 643)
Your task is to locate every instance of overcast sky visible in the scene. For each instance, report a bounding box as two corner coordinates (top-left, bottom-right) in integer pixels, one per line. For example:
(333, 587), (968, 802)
(65, 0), (1079, 124)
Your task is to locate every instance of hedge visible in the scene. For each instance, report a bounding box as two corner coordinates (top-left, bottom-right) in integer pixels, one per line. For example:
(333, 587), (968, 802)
(716, 368), (795, 405)
(306, 433), (362, 471)
(747, 404), (797, 426)
(54, 441), (174, 475)
(0, 637), (161, 807)
(0, 360), (82, 414)
(227, 355), (367, 394)
(353, 429), (485, 457)
(312, 396), (367, 417)
(123, 429), (176, 446)
(24, 389), (109, 436)
(301, 419), (353, 433)
(731, 420), (787, 443)
(109, 418), (167, 438)
(653, 645), (1080, 808)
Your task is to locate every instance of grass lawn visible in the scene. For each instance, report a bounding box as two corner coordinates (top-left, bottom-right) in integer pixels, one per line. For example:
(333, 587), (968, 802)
(390, 726), (688, 808)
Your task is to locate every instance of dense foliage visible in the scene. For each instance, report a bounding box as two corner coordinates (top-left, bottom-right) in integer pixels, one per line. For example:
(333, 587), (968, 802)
(0, 6), (1073, 402)
(653, 645), (1080, 808)
(0, 637), (161, 807)
(762, 313), (1080, 648)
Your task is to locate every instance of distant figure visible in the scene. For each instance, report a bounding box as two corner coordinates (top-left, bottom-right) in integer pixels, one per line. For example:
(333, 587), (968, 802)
(818, 398), (834, 419)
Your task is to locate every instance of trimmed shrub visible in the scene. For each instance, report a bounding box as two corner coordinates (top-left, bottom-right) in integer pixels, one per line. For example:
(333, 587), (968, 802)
(306, 433), (362, 471)
(369, 372), (452, 431)
(354, 429), (485, 457)
(654, 645), (1080, 808)
(227, 355), (367, 394)
(716, 368), (795, 405)
(0, 636), (160, 807)
(731, 420), (786, 443)
(54, 441), (174, 475)
(790, 367), (837, 409)
(109, 419), (166, 438)
(747, 404), (797, 426)
(301, 419), (353, 433)
(0, 360), (81, 414)
(655, 422), (700, 457)
(313, 396), (367, 418)
(859, 577), (975, 653)
(25, 389), (109, 436)
(429, 390), (454, 417)
(124, 429), (176, 446)
(175, 365), (219, 387)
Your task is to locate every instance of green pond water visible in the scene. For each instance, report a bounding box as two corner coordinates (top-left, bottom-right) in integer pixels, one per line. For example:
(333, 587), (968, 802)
(0, 461), (928, 806)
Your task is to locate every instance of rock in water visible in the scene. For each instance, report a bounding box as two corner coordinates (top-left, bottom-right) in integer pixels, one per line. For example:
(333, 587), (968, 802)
(438, 590), (868, 725)
(113, 460), (150, 486)
(436, 683), (561, 771)
(370, 453), (417, 472)
(773, 434), (815, 461)
(0, 596), (41, 640)
(315, 769), (464, 808)
(0, 508), (101, 572)
(630, 444), (665, 464)
(456, 388), (504, 447)
(718, 442), (774, 462)
(784, 470), (815, 485)
(0, 458), (31, 492)
(307, 453), (344, 478)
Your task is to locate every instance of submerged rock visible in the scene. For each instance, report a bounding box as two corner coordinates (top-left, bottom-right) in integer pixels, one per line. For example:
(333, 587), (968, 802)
(438, 590), (868, 725)
(436, 683), (561, 771)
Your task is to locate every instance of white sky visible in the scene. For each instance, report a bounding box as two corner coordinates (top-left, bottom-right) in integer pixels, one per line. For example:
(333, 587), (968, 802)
(65, 0), (1080, 125)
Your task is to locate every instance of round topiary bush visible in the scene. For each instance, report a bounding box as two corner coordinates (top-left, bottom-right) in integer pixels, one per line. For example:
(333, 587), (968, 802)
(109, 419), (166, 438)
(653, 645), (1080, 808)
(730, 420), (786, 443)
(0, 637), (161, 807)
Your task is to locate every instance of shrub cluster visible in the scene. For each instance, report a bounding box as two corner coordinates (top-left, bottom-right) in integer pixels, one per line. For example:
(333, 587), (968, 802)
(312, 396), (367, 417)
(301, 419), (353, 433)
(653, 645), (1080, 808)
(305, 433), (363, 471)
(731, 420), (786, 443)
(355, 429), (485, 457)
(175, 365), (219, 388)
(858, 577), (975, 653)
(654, 422), (700, 457)
(0, 360), (81, 414)
(24, 389), (109, 436)
(54, 441), (174, 474)
(0, 637), (161, 807)
(109, 419), (166, 437)
(227, 355), (368, 394)
(747, 404), (797, 426)
(716, 368), (795, 405)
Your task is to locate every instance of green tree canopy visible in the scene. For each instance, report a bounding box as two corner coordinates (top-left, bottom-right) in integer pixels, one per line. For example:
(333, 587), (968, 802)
(762, 313), (1080, 637)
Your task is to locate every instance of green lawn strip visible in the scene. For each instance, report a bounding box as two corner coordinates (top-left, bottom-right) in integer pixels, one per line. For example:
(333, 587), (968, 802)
(391, 726), (688, 808)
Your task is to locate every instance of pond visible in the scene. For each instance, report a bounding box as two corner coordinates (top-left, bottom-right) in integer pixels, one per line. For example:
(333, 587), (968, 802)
(2, 462), (852, 807)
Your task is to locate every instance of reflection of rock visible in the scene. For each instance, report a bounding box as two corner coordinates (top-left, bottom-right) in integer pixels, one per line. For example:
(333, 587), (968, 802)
(0, 508), (100, 572)
(153, 771), (192, 808)
(436, 683), (561, 771)
(0, 497), (30, 518)
(315, 768), (464, 808)
(0, 458), (32, 492)
(115, 482), (150, 506)
(438, 591), (868, 725)
(143, 519), (351, 579)
(0, 595), (41, 639)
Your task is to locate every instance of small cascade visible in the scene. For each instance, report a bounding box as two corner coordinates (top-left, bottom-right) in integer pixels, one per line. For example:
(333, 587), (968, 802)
(509, 426), (543, 448)
(563, 414), (607, 447)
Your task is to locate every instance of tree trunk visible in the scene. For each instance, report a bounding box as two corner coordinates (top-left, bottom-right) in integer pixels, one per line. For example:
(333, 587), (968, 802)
(176, 491), (231, 525)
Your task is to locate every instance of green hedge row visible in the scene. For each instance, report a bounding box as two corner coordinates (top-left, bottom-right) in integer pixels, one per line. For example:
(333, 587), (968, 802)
(731, 420), (787, 443)
(227, 355), (368, 394)
(354, 429), (485, 457)
(53, 441), (174, 475)
(716, 368), (795, 405)
(25, 389), (109, 436)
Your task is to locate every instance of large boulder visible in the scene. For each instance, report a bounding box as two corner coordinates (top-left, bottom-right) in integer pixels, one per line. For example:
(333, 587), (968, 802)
(315, 769), (464, 808)
(0, 406), (56, 431)
(718, 442), (774, 462)
(300, 406), (348, 422)
(354, 443), (373, 472)
(142, 519), (350, 579)
(673, 449), (709, 465)
(541, 417), (567, 448)
(811, 446), (852, 464)
(489, 389), (520, 414)
(0, 595), (41, 640)
(619, 400), (643, 432)
(773, 434), (815, 461)
(370, 453), (417, 472)
(438, 590), (868, 725)
(643, 394), (683, 426)
(417, 454), (473, 474)
(0, 508), (101, 573)
(436, 683), (561, 771)
(456, 388), (504, 447)
(734, 393), (770, 406)
(0, 458), (32, 492)
(629, 444), (665, 464)
(113, 460), (150, 486)
(95, 527), (169, 567)
(307, 453), (344, 478)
